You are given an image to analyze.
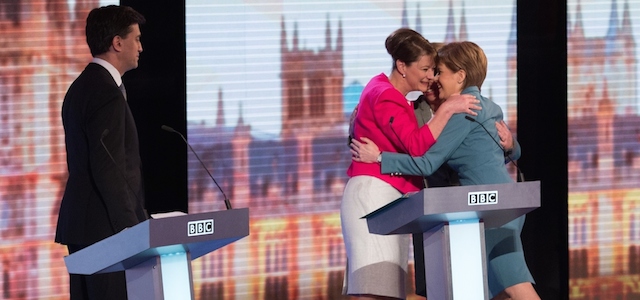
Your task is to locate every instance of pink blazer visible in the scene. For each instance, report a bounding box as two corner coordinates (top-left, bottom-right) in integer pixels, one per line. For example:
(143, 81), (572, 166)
(348, 73), (436, 194)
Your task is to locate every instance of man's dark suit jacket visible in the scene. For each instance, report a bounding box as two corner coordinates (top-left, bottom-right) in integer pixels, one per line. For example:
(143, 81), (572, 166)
(55, 63), (147, 247)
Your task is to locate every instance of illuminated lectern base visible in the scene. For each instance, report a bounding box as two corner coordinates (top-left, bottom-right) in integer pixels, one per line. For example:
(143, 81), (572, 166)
(124, 248), (194, 299)
(422, 220), (487, 299)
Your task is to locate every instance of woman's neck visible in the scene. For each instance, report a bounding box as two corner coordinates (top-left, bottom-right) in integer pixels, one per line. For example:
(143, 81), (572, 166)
(388, 69), (411, 96)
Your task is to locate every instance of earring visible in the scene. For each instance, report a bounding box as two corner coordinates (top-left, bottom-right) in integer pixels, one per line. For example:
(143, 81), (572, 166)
(402, 73), (406, 78)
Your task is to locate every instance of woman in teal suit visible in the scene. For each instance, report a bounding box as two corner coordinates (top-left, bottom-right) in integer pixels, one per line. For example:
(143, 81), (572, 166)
(351, 41), (540, 300)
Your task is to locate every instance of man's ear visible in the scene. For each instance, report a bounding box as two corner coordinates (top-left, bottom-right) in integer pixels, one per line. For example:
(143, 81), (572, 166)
(111, 35), (123, 52)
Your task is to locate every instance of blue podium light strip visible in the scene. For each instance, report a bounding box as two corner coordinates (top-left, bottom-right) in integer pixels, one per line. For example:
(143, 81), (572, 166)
(449, 220), (486, 299)
(160, 251), (193, 299)
(450, 218), (480, 224)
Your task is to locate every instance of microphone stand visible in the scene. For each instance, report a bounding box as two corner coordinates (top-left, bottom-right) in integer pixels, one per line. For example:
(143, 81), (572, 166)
(162, 125), (233, 210)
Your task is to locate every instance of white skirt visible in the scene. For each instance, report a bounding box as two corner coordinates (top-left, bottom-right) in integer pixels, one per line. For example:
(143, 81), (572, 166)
(340, 175), (410, 299)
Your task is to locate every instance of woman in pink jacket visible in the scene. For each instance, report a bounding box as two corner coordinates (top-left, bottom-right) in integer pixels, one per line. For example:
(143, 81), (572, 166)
(341, 28), (481, 299)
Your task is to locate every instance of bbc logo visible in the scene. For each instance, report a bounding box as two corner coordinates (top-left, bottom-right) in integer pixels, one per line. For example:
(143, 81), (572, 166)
(468, 190), (498, 206)
(187, 219), (214, 237)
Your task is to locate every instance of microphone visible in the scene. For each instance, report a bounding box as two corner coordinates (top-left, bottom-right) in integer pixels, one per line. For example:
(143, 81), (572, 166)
(464, 116), (524, 182)
(389, 116), (429, 188)
(99, 129), (144, 205)
(161, 125), (232, 210)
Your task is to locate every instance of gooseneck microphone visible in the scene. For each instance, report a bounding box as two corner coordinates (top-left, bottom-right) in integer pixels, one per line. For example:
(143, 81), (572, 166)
(100, 129), (143, 204)
(389, 116), (429, 187)
(464, 116), (524, 182)
(161, 125), (232, 210)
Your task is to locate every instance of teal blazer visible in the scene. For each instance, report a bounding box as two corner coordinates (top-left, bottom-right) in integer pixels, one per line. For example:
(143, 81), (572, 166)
(381, 86), (520, 185)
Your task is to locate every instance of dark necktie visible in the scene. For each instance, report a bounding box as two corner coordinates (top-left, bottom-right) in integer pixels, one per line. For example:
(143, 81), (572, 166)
(119, 83), (127, 101)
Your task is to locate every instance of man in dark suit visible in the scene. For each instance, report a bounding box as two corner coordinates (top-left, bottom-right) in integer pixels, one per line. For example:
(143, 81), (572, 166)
(55, 5), (148, 299)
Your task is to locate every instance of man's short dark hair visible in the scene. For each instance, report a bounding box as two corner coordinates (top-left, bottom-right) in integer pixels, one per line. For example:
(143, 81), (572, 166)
(85, 5), (146, 57)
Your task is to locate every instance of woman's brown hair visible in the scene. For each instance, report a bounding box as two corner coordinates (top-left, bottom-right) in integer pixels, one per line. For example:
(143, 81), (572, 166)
(385, 28), (436, 70)
(437, 41), (488, 90)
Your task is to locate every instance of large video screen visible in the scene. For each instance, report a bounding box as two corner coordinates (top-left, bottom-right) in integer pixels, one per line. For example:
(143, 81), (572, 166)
(185, 0), (518, 298)
(567, 0), (640, 298)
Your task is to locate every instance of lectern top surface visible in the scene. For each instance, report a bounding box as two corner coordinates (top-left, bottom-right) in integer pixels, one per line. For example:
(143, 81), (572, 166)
(364, 182), (540, 235)
(64, 208), (250, 275)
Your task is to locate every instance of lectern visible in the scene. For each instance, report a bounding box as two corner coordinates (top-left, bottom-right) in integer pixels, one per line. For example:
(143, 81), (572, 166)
(364, 181), (540, 300)
(64, 208), (249, 300)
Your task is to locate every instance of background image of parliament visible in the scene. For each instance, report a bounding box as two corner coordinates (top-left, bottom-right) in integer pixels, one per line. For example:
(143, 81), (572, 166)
(567, 0), (640, 298)
(0, 0), (639, 299)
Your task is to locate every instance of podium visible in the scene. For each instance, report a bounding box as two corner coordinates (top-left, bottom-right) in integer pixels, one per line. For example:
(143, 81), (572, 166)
(364, 182), (540, 300)
(64, 208), (249, 300)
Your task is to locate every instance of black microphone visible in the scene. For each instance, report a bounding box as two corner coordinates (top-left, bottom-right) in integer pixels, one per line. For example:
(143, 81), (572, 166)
(161, 125), (232, 210)
(389, 117), (429, 188)
(464, 116), (524, 182)
(99, 129), (144, 206)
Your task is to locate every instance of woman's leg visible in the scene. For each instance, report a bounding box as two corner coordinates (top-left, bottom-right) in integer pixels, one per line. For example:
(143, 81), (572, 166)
(341, 176), (408, 299)
(485, 216), (537, 298)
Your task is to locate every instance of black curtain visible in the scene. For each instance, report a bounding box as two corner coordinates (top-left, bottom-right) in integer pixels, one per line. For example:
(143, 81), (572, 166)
(518, 0), (569, 299)
(121, 0), (188, 214)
